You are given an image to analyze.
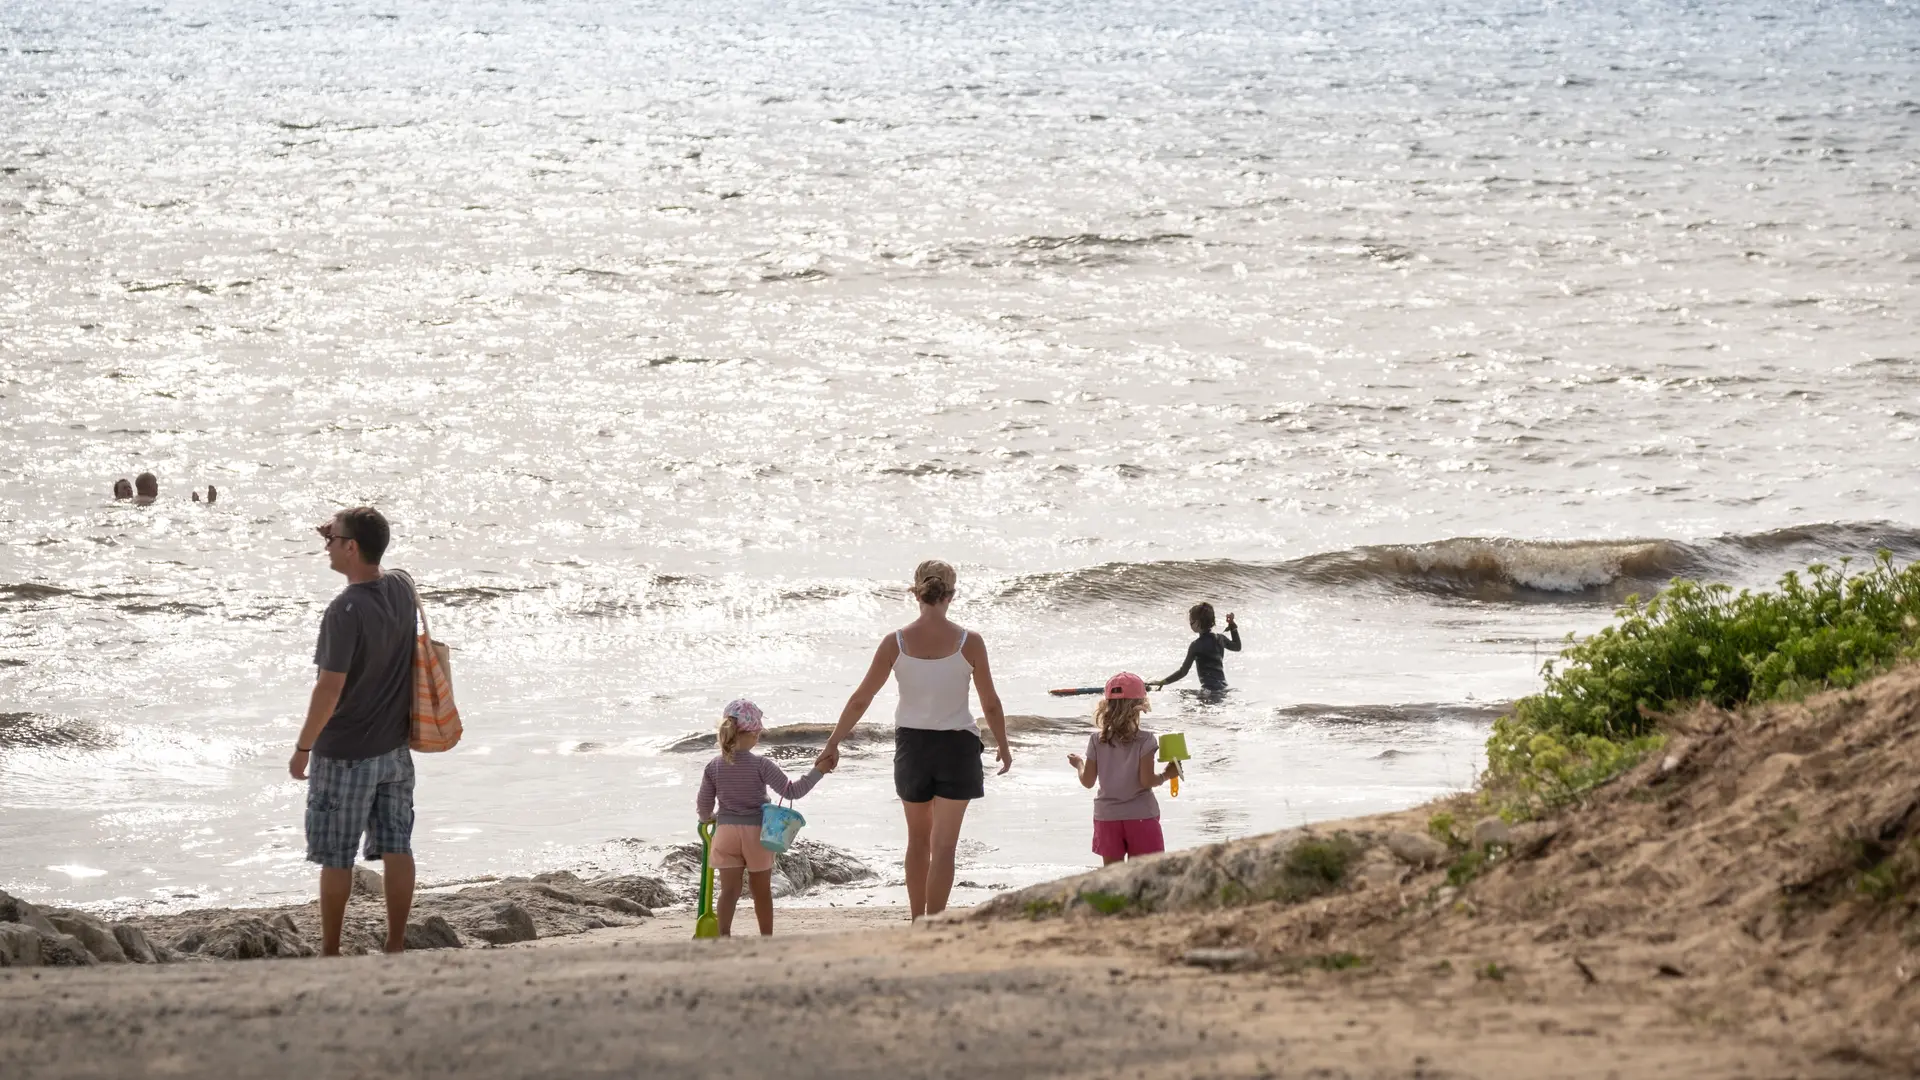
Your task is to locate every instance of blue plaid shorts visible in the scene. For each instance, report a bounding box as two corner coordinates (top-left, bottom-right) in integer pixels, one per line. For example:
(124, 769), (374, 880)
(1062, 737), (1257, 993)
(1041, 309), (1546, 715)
(304, 745), (415, 870)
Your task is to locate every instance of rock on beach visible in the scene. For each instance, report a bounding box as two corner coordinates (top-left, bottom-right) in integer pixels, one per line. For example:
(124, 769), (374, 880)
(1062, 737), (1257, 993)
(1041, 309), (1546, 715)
(1385, 831), (1447, 868)
(8, 839), (874, 964)
(656, 839), (876, 900)
(171, 916), (315, 961)
(45, 910), (126, 963)
(1, 890), (161, 968)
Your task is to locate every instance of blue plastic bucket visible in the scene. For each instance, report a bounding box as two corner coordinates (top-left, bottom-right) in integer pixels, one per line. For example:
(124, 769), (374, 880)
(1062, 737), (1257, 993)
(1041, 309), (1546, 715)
(760, 803), (805, 853)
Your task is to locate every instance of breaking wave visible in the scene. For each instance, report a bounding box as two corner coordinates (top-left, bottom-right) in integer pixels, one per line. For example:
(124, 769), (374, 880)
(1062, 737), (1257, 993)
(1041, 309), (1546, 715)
(0, 713), (116, 751)
(998, 522), (1920, 605)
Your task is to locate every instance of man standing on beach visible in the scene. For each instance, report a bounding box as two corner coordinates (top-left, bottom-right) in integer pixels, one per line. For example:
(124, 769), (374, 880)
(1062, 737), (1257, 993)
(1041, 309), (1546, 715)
(289, 507), (419, 956)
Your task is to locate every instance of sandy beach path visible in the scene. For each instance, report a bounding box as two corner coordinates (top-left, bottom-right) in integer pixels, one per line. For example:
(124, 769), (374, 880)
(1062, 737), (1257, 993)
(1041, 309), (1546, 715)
(0, 909), (1876, 1080)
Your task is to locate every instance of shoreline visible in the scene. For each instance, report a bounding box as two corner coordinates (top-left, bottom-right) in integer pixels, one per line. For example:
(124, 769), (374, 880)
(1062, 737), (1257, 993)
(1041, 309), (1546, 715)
(9, 663), (1920, 1075)
(0, 816), (1895, 1080)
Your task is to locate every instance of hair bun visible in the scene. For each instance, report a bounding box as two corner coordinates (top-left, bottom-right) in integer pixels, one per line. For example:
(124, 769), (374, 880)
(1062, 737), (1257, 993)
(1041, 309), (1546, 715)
(912, 559), (957, 605)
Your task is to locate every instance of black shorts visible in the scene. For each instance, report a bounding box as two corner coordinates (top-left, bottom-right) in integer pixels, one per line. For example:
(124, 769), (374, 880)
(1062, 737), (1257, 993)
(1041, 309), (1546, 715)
(893, 727), (985, 803)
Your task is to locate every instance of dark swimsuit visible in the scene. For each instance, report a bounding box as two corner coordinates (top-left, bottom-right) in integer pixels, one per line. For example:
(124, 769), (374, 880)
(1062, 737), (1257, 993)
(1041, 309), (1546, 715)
(1158, 624), (1242, 693)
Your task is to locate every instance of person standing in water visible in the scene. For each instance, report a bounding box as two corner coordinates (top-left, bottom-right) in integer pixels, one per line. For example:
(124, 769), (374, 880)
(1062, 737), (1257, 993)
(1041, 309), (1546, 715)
(816, 560), (1011, 920)
(1155, 602), (1241, 695)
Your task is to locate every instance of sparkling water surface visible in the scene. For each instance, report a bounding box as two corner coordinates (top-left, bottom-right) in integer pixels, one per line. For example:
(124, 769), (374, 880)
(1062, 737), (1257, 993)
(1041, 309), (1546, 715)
(2, 0), (1916, 910)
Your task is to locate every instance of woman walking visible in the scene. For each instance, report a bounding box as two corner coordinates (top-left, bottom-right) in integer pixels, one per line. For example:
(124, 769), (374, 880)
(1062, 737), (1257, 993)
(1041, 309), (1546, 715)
(816, 560), (1011, 919)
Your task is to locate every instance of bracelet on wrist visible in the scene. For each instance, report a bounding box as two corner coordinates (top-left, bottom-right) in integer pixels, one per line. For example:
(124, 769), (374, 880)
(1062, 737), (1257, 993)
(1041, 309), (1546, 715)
(296, 745), (312, 753)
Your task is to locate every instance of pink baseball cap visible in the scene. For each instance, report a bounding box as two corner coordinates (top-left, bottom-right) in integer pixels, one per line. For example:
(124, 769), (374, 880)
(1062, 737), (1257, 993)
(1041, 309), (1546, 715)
(723, 698), (764, 733)
(1104, 672), (1148, 700)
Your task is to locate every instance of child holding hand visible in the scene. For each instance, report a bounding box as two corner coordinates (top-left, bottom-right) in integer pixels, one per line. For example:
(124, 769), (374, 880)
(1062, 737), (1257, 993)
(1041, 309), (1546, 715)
(696, 699), (829, 936)
(1067, 672), (1179, 865)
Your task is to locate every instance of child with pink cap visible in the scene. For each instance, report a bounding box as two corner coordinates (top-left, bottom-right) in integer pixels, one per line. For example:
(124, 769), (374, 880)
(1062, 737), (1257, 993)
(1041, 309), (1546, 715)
(695, 699), (831, 935)
(1067, 672), (1180, 864)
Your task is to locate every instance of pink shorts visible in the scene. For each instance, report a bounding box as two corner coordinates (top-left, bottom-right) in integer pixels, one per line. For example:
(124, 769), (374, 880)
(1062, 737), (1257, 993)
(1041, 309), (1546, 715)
(1091, 817), (1165, 860)
(710, 824), (774, 872)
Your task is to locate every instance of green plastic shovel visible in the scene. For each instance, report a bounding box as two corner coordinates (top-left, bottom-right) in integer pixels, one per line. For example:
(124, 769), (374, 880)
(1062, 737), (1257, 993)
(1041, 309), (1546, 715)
(693, 821), (720, 939)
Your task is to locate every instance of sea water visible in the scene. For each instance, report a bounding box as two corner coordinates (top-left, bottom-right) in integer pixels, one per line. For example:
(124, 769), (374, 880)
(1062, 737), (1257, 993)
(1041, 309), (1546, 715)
(3, 0), (1917, 911)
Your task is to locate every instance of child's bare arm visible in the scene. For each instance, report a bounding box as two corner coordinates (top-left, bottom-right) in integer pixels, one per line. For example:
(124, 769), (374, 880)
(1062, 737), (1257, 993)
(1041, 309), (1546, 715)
(763, 757), (825, 799)
(1067, 753), (1098, 789)
(1139, 745), (1181, 788)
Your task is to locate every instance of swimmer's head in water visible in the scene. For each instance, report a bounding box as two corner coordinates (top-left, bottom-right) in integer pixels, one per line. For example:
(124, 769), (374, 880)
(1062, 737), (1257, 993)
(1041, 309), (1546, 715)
(911, 559), (956, 606)
(1189, 601), (1216, 633)
(112, 478), (133, 500)
(134, 473), (157, 498)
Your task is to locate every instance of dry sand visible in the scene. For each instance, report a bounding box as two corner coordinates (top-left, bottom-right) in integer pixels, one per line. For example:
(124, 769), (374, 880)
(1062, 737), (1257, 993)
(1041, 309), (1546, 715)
(0, 903), (1879, 1080)
(6, 665), (1918, 1078)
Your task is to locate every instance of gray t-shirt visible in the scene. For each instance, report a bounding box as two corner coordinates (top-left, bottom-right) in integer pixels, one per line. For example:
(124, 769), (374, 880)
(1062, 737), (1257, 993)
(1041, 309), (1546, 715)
(1088, 729), (1160, 822)
(312, 573), (415, 761)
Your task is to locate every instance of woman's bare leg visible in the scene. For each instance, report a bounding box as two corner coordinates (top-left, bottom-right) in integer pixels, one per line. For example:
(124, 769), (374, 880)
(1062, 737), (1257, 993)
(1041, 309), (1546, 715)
(716, 867), (744, 936)
(748, 869), (774, 936)
(901, 799), (932, 919)
(924, 797), (970, 916)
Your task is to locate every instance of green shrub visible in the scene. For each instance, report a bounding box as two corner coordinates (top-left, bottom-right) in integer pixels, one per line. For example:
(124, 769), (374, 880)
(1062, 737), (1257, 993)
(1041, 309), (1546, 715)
(1856, 840), (1920, 905)
(1022, 897), (1063, 919)
(1221, 835), (1363, 908)
(1513, 554), (1920, 742)
(1486, 554), (1920, 818)
(1270, 835), (1359, 902)
(1312, 952), (1368, 971)
(1446, 848), (1490, 888)
(1080, 890), (1133, 916)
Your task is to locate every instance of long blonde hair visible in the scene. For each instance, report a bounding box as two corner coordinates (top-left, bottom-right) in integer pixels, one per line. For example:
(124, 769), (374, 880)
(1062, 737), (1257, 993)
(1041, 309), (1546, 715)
(1094, 697), (1148, 746)
(718, 717), (742, 764)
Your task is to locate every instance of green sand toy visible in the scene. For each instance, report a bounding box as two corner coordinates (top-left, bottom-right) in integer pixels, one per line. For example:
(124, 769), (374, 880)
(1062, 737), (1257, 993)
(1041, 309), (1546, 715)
(1158, 732), (1190, 797)
(694, 821), (720, 939)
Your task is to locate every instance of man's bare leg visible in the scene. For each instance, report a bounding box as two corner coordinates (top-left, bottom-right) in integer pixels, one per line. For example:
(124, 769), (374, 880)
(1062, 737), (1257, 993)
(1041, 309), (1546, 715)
(318, 867), (352, 956)
(381, 853), (415, 953)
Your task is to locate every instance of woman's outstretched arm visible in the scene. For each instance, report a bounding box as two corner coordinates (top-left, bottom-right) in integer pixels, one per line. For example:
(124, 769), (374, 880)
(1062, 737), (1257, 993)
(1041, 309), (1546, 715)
(817, 634), (899, 772)
(963, 633), (1012, 774)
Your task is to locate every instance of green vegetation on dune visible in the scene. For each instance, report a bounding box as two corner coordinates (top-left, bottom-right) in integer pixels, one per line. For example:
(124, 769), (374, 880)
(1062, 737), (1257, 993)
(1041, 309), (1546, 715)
(1488, 553), (1920, 817)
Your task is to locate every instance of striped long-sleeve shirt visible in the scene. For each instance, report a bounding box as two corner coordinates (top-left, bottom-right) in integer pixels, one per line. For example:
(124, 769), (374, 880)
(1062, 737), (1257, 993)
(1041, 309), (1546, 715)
(696, 751), (825, 826)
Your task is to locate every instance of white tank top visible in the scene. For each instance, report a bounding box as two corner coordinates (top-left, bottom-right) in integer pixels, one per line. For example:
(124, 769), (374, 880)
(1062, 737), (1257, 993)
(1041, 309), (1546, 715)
(892, 629), (978, 735)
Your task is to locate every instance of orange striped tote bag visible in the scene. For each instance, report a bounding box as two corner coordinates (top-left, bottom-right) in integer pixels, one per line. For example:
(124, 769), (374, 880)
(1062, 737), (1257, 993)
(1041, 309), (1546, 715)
(391, 569), (461, 752)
